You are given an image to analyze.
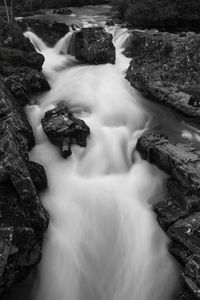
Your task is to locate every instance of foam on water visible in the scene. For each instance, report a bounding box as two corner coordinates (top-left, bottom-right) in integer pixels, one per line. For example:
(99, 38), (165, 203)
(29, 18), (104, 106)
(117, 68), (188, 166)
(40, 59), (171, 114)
(25, 26), (179, 300)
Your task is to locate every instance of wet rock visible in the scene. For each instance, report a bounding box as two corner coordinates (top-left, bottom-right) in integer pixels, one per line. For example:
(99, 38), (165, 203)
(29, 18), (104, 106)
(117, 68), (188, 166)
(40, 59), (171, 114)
(0, 47), (44, 77)
(0, 76), (35, 151)
(168, 212), (200, 266)
(106, 19), (115, 26)
(125, 30), (200, 123)
(183, 254), (200, 298)
(0, 77), (49, 294)
(176, 285), (196, 300)
(0, 22), (35, 52)
(53, 8), (72, 14)
(136, 132), (200, 195)
(28, 161), (48, 193)
(42, 103), (90, 158)
(6, 67), (50, 106)
(71, 27), (116, 65)
(17, 18), (69, 46)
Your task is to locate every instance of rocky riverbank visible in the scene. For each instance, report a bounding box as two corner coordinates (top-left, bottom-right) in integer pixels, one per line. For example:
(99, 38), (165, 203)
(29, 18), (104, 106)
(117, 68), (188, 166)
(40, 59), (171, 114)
(125, 30), (200, 299)
(0, 16), (115, 294)
(0, 21), (50, 295)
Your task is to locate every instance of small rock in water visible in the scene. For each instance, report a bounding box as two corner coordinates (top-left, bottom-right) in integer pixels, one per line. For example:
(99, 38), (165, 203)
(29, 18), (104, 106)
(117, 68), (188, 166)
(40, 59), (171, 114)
(71, 27), (116, 65)
(42, 103), (90, 158)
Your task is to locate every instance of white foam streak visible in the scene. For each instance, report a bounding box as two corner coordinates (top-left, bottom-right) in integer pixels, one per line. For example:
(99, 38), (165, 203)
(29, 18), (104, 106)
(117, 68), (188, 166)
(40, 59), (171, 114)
(26, 27), (178, 300)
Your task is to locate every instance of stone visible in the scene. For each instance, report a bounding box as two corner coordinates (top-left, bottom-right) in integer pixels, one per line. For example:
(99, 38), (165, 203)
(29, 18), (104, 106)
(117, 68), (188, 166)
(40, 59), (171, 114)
(125, 30), (200, 123)
(0, 76), (49, 294)
(70, 27), (116, 65)
(6, 67), (50, 106)
(53, 8), (72, 14)
(28, 161), (48, 192)
(17, 18), (69, 47)
(0, 47), (44, 77)
(42, 103), (90, 158)
(136, 132), (200, 195)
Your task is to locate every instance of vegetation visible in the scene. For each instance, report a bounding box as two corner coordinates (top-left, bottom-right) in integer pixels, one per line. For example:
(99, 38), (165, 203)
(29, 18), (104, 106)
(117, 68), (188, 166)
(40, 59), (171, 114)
(112, 0), (200, 31)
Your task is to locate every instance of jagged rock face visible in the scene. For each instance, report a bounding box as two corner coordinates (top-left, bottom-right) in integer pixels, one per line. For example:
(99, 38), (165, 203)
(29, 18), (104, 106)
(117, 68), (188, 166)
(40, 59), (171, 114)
(0, 22), (50, 105)
(125, 30), (200, 123)
(136, 131), (200, 299)
(17, 19), (69, 47)
(6, 67), (50, 106)
(0, 77), (49, 294)
(71, 27), (116, 65)
(42, 103), (90, 158)
(136, 133), (200, 195)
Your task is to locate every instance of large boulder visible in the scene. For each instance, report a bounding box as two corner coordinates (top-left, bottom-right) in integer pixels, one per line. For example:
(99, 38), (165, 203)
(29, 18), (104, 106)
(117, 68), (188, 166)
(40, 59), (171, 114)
(42, 103), (90, 158)
(17, 18), (69, 47)
(6, 67), (50, 106)
(136, 132), (200, 195)
(70, 27), (116, 65)
(0, 47), (44, 77)
(125, 30), (200, 123)
(0, 77), (49, 294)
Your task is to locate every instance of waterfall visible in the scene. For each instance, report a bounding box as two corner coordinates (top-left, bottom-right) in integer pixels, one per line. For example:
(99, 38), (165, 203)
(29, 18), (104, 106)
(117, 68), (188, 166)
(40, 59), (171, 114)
(25, 26), (179, 300)
(55, 31), (74, 54)
(24, 31), (48, 52)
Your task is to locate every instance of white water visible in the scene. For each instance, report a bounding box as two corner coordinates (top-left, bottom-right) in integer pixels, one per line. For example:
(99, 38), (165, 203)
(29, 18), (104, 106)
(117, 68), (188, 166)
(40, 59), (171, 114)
(25, 26), (179, 300)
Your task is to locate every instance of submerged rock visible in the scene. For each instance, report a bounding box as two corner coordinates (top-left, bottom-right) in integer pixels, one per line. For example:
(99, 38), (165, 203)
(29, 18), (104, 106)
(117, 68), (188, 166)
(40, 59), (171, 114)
(125, 30), (200, 123)
(6, 67), (50, 106)
(0, 77), (49, 294)
(71, 27), (116, 65)
(42, 103), (90, 158)
(17, 18), (69, 46)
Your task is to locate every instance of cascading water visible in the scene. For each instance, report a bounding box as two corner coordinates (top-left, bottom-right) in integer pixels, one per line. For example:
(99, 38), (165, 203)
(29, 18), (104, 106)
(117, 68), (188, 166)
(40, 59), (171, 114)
(25, 22), (179, 300)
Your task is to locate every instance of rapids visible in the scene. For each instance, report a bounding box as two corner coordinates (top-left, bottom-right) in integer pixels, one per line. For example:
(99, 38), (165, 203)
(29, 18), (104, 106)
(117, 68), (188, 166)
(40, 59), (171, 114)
(23, 19), (179, 300)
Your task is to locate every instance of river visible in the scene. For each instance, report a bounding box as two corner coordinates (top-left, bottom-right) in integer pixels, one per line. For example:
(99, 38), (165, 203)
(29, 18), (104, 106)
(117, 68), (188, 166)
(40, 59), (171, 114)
(4, 4), (184, 300)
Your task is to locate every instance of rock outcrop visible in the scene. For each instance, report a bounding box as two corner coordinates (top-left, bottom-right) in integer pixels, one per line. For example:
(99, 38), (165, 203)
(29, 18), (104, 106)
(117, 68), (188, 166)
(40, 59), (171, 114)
(125, 30), (200, 123)
(17, 18), (69, 47)
(6, 67), (50, 106)
(42, 103), (90, 158)
(70, 27), (116, 65)
(0, 22), (50, 104)
(0, 77), (49, 294)
(136, 132), (200, 299)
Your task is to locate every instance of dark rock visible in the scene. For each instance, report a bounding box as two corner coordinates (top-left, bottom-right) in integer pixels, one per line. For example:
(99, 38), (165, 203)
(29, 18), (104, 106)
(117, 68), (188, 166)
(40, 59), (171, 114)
(42, 103), (90, 158)
(168, 212), (200, 267)
(6, 67), (50, 106)
(125, 30), (200, 123)
(0, 77), (49, 294)
(183, 254), (200, 298)
(70, 27), (116, 65)
(0, 23), (35, 52)
(0, 47), (44, 77)
(106, 19), (115, 26)
(136, 132), (200, 195)
(0, 76), (35, 151)
(176, 285), (196, 300)
(53, 8), (72, 14)
(17, 18), (69, 47)
(28, 161), (48, 192)
(188, 96), (200, 108)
